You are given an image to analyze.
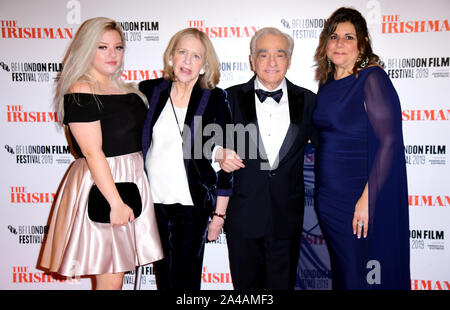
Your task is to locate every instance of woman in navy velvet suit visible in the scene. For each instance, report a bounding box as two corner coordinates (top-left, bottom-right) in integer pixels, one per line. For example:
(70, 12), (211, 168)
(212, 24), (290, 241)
(139, 28), (233, 291)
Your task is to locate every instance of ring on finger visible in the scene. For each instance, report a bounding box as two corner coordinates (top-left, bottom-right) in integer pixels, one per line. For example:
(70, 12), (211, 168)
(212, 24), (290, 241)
(357, 221), (363, 227)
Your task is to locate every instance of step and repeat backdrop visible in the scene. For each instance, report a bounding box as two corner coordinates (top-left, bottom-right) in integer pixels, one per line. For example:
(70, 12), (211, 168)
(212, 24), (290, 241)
(1, 0), (449, 290)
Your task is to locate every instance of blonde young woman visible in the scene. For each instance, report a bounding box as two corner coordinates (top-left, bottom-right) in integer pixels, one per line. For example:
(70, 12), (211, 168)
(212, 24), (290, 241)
(39, 17), (163, 290)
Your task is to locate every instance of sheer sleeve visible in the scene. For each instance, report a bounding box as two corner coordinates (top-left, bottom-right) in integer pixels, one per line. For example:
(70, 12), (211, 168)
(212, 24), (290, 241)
(364, 67), (406, 231)
(63, 93), (101, 125)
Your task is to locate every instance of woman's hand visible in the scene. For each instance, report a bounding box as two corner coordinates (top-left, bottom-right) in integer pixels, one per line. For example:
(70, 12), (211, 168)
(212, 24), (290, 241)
(69, 121), (135, 227)
(215, 147), (245, 173)
(110, 202), (135, 226)
(352, 184), (369, 238)
(208, 196), (229, 241)
(352, 197), (368, 238)
(207, 216), (224, 241)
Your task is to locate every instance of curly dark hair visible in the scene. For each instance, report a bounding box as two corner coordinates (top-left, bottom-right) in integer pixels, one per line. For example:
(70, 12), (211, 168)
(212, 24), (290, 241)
(314, 7), (381, 86)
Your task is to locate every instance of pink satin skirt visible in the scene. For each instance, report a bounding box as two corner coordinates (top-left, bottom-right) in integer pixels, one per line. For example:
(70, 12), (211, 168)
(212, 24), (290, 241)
(39, 151), (163, 277)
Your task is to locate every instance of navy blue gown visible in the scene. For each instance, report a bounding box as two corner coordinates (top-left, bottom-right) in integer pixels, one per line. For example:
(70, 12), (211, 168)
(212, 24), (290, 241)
(312, 66), (410, 289)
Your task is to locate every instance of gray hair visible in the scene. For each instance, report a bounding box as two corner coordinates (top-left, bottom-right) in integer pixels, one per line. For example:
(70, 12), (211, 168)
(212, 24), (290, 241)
(250, 27), (294, 58)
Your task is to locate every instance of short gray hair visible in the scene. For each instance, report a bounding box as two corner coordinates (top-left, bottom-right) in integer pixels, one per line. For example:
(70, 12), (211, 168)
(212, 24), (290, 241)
(250, 27), (294, 58)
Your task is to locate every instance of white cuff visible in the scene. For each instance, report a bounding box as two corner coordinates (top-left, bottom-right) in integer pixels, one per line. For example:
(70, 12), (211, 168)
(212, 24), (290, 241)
(211, 145), (222, 172)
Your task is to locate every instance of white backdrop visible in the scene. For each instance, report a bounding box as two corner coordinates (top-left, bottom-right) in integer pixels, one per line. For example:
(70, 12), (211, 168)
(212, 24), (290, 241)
(1, 0), (449, 290)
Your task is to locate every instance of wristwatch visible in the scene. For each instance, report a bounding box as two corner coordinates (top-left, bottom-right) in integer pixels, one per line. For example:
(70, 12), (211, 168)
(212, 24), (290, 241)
(211, 211), (226, 220)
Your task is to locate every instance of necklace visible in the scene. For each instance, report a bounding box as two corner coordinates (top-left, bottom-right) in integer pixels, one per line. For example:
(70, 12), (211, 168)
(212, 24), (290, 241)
(168, 86), (204, 178)
(169, 94), (184, 137)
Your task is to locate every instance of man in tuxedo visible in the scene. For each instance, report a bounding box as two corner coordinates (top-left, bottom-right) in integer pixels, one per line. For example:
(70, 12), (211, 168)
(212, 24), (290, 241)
(215, 27), (317, 290)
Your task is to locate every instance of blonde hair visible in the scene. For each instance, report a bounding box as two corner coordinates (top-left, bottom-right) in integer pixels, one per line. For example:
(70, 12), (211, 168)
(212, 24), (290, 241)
(163, 28), (220, 90)
(54, 17), (148, 125)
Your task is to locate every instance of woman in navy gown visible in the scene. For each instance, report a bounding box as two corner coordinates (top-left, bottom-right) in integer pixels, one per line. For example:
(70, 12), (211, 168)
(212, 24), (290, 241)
(312, 7), (410, 289)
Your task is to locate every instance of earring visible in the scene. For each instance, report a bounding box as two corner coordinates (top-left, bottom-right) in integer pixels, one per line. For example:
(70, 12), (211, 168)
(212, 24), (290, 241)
(199, 68), (205, 75)
(327, 58), (332, 69)
(360, 56), (369, 68)
(168, 60), (173, 67)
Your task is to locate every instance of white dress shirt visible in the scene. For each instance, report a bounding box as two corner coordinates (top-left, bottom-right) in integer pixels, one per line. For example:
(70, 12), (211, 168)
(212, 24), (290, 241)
(254, 77), (290, 168)
(145, 99), (194, 205)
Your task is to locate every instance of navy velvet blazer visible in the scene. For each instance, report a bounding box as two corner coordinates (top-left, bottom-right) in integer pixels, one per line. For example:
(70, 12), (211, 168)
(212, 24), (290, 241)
(225, 76), (317, 239)
(139, 78), (233, 214)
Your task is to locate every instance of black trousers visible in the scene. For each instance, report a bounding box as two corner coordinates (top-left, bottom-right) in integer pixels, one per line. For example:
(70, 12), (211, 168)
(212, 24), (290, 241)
(226, 222), (301, 290)
(153, 203), (209, 291)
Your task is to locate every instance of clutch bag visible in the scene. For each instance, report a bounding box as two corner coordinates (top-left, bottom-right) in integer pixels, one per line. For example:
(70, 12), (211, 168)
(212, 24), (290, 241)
(87, 182), (142, 223)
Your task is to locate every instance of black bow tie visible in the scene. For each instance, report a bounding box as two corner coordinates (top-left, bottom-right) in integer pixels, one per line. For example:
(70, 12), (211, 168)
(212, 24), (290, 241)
(255, 88), (283, 103)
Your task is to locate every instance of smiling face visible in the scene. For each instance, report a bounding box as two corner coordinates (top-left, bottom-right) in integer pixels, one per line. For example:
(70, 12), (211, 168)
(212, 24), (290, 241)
(250, 33), (291, 90)
(171, 34), (206, 87)
(326, 21), (360, 72)
(89, 29), (124, 80)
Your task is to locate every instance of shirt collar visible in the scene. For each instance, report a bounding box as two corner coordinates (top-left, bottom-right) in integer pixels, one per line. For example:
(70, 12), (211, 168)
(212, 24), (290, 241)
(255, 77), (287, 93)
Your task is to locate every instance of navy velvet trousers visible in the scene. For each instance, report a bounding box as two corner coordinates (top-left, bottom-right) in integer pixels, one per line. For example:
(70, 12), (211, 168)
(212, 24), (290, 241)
(153, 203), (209, 291)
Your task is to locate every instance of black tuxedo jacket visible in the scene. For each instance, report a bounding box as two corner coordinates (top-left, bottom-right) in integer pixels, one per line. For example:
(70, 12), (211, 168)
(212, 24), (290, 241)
(225, 76), (317, 239)
(139, 78), (233, 214)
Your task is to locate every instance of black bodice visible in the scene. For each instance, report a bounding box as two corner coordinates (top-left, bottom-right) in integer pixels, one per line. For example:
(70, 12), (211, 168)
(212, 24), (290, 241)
(63, 93), (147, 157)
